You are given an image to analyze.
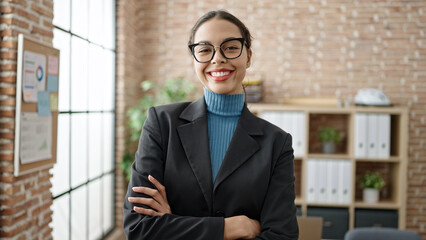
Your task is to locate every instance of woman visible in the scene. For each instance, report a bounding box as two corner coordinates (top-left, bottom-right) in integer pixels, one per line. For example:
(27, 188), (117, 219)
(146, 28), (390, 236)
(123, 10), (299, 240)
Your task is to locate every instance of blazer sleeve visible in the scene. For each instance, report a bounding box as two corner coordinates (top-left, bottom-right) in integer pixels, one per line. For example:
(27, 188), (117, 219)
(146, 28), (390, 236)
(254, 133), (299, 240)
(123, 107), (224, 240)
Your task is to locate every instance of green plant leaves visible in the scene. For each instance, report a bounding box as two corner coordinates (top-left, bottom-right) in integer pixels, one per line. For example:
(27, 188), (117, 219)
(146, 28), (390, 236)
(360, 172), (385, 190)
(120, 78), (196, 181)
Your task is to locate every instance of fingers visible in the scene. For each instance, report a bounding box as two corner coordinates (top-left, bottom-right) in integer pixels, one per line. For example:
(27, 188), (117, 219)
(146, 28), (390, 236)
(148, 175), (167, 200)
(133, 206), (162, 216)
(129, 175), (171, 215)
(128, 196), (163, 213)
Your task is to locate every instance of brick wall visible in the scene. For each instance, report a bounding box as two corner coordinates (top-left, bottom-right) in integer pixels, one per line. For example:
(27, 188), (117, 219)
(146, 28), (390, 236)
(114, 0), (142, 237)
(0, 0), (54, 239)
(116, 0), (426, 238)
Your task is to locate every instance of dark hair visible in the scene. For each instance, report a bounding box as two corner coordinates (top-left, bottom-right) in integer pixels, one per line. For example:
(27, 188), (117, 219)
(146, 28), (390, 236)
(188, 10), (253, 49)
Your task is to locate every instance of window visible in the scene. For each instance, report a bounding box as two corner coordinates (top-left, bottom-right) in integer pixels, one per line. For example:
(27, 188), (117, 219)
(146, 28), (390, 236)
(50, 0), (116, 239)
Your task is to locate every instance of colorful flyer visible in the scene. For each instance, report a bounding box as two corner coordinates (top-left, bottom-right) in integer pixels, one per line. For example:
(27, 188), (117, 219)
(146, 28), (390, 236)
(23, 51), (46, 102)
(37, 91), (51, 116)
(47, 55), (59, 75)
(46, 75), (59, 92)
(50, 93), (58, 112)
(20, 112), (52, 164)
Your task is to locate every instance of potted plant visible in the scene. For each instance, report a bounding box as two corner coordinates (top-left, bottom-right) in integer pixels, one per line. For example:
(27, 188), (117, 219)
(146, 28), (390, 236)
(318, 126), (341, 154)
(120, 78), (196, 182)
(360, 171), (385, 203)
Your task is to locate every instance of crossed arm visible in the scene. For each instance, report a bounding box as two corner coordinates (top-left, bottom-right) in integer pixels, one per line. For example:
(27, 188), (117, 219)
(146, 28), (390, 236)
(128, 175), (261, 240)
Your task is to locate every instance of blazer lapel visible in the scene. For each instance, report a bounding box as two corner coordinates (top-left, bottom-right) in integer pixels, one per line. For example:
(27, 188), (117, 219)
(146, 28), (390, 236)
(177, 98), (213, 212)
(213, 105), (263, 191)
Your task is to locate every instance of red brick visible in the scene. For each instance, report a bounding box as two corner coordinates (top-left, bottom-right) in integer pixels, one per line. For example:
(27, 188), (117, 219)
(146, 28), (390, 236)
(0, 17), (12, 25)
(0, 64), (17, 71)
(0, 98), (15, 107)
(0, 163), (14, 173)
(31, 5), (53, 18)
(0, 29), (13, 37)
(0, 76), (16, 83)
(11, 18), (29, 29)
(15, 8), (39, 23)
(0, 110), (15, 118)
(0, 131), (14, 140)
(0, 5), (14, 14)
(0, 153), (14, 162)
(0, 143), (14, 151)
(0, 51), (16, 60)
(31, 26), (53, 38)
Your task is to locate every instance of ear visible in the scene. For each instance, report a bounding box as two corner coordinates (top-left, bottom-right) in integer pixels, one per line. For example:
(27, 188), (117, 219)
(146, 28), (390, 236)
(246, 49), (252, 68)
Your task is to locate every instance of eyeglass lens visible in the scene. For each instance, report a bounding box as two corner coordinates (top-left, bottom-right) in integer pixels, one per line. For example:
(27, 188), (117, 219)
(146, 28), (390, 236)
(193, 39), (243, 62)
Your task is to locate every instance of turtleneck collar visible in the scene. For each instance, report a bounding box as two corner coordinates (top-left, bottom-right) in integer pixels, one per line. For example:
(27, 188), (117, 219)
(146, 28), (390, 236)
(203, 88), (245, 117)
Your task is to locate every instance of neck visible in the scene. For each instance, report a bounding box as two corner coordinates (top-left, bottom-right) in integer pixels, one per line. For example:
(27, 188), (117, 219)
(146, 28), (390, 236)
(203, 88), (245, 116)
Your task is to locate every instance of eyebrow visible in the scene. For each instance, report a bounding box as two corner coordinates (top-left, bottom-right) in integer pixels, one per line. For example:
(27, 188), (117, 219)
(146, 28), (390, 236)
(196, 37), (242, 44)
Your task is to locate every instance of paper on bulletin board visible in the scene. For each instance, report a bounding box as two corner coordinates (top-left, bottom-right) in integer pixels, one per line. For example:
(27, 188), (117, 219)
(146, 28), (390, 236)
(19, 112), (52, 164)
(47, 55), (59, 75)
(22, 51), (46, 102)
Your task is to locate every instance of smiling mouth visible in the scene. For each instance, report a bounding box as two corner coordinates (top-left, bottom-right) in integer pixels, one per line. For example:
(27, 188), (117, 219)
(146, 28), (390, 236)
(210, 71), (231, 77)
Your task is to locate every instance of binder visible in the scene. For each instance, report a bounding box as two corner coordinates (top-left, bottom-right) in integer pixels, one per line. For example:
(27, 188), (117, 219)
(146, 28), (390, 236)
(261, 111), (279, 127)
(326, 160), (339, 203)
(306, 159), (319, 203)
(294, 112), (306, 158)
(354, 113), (368, 158)
(377, 114), (390, 158)
(318, 159), (328, 203)
(367, 114), (379, 158)
(337, 160), (352, 204)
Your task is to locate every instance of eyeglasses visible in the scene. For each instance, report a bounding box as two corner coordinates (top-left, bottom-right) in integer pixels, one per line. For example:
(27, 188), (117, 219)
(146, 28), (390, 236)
(188, 38), (246, 63)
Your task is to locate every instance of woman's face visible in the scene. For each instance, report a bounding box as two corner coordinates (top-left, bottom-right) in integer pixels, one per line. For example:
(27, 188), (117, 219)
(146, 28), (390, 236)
(192, 18), (251, 95)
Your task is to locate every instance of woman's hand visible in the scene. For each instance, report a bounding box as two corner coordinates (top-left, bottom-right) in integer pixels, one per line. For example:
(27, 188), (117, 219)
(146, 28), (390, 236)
(128, 175), (172, 216)
(224, 215), (260, 240)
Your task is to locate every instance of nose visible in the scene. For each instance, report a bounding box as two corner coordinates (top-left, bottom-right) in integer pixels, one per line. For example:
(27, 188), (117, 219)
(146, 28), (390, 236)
(211, 46), (227, 64)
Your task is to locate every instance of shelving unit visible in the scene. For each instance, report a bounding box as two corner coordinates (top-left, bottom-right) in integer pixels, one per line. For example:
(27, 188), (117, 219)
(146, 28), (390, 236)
(248, 103), (408, 238)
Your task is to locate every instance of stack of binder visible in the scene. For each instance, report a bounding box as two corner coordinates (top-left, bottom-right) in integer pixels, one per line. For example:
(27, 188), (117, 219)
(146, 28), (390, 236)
(261, 111), (306, 158)
(354, 113), (391, 159)
(306, 159), (352, 204)
(243, 79), (263, 103)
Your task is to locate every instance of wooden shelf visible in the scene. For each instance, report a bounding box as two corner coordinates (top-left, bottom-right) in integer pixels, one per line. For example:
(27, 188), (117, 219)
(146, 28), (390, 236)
(306, 202), (350, 208)
(354, 200), (399, 210)
(355, 156), (400, 162)
(248, 103), (408, 230)
(308, 153), (351, 159)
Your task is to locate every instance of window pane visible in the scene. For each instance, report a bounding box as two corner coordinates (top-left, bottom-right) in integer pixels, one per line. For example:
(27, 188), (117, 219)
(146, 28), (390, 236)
(89, 179), (102, 240)
(53, 29), (70, 112)
(102, 49), (115, 111)
(71, 186), (87, 240)
(71, 113), (87, 188)
(103, 173), (114, 233)
(52, 194), (70, 240)
(71, 37), (88, 112)
(88, 113), (102, 179)
(89, 0), (103, 45)
(52, 114), (70, 196)
(53, 0), (70, 30)
(103, 112), (114, 173)
(103, 0), (115, 49)
(88, 44), (103, 111)
(71, 0), (88, 38)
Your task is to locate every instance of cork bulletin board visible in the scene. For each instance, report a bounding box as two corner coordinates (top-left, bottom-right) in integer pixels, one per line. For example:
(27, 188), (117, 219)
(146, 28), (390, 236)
(14, 34), (60, 176)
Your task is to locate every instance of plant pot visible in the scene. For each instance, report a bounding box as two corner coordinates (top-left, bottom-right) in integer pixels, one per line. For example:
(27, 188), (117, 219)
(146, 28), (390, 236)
(322, 142), (335, 154)
(363, 188), (379, 203)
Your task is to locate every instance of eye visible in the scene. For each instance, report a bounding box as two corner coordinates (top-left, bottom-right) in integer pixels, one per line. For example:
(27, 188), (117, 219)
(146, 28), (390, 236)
(197, 48), (212, 53)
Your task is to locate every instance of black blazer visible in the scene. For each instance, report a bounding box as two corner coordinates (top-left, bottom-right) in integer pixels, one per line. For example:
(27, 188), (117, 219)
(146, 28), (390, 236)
(123, 97), (299, 240)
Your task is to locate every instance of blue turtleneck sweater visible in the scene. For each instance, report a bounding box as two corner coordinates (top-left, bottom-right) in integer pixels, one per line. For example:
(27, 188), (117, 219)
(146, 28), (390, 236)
(203, 88), (245, 183)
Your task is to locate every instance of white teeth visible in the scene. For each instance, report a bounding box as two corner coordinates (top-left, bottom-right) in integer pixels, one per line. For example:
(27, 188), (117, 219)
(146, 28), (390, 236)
(211, 71), (230, 77)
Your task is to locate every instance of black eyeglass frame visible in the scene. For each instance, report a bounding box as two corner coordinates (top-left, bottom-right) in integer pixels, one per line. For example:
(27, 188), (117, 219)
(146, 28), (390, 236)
(188, 37), (246, 63)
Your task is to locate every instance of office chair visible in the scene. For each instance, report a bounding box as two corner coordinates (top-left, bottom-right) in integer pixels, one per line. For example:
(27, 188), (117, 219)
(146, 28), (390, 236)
(344, 227), (422, 240)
